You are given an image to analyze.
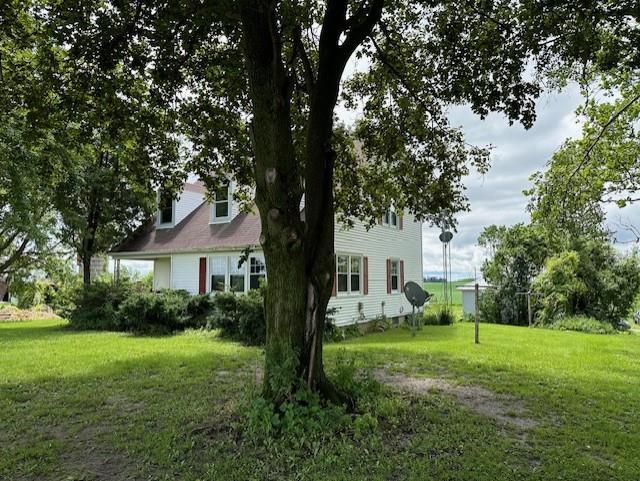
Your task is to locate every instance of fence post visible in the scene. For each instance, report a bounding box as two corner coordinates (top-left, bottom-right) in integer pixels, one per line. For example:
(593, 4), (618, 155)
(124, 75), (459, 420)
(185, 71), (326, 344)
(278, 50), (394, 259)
(527, 291), (533, 327)
(474, 283), (479, 344)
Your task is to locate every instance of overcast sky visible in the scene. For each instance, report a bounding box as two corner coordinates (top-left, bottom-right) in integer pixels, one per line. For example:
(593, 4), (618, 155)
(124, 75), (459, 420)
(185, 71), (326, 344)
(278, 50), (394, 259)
(422, 85), (585, 278)
(423, 85), (640, 279)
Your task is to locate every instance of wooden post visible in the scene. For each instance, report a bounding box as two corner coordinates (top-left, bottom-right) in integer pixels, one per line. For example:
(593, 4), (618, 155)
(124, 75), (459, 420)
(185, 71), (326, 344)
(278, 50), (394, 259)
(527, 291), (533, 327)
(474, 283), (479, 344)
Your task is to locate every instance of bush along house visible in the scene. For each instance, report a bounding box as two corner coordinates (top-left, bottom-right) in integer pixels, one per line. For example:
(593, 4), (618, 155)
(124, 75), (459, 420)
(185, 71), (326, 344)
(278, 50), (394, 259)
(110, 180), (423, 326)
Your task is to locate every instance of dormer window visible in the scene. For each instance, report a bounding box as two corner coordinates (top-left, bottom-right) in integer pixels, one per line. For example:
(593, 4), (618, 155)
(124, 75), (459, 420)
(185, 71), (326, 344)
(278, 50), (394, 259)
(158, 190), (174, 226)
(211, 183), (231, 223)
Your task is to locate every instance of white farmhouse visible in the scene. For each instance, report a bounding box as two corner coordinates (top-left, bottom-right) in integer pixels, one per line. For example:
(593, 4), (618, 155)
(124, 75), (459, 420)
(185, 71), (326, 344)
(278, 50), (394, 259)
(111, 180), (423, 326)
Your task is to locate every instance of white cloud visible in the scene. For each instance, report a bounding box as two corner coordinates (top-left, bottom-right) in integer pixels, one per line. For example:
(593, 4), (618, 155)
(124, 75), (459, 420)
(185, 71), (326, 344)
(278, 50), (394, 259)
(423, 86), (585, 277)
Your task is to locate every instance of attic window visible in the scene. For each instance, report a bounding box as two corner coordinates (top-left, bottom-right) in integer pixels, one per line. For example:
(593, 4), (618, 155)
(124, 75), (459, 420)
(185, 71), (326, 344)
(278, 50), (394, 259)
(212, 183), (230, 222)
(159, 191), (173, 225)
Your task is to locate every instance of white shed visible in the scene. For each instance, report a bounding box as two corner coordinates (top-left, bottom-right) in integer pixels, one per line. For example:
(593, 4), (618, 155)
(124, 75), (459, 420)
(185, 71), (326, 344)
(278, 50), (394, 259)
(457, 281), (492, 316)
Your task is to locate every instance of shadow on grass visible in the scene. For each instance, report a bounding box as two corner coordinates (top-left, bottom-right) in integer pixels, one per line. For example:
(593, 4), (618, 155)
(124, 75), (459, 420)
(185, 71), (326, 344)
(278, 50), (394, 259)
(1, 322), (640, 481)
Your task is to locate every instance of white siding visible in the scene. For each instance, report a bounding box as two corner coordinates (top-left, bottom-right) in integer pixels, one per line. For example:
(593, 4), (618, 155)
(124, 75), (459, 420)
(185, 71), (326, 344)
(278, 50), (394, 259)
(175, 190), (204, 225)
(329, 212), (423, 326)
(171, 254), (201, 294)
(461, 290), (475, 316)
(166, 212), (423, 327)
(153, 258), (171, 290)
(171, 250), (263, 294)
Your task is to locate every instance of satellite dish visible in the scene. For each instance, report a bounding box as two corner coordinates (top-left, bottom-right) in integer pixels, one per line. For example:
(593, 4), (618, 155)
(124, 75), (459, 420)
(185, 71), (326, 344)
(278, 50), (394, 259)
(404, 281), (428, 308)
(439, 231), (453, 243)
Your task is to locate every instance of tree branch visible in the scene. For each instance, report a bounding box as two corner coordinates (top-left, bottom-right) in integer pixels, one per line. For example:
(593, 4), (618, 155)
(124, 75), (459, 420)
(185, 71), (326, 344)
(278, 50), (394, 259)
(340, 0), (384, 57)
(292, 25), (315, 92)
(566, 91), (640, 185)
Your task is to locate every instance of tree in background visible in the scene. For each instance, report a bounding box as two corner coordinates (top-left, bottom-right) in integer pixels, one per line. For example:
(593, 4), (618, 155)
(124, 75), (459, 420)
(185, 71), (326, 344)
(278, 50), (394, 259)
(0, 1), (65, 297)
(43, 0), (640, 402)
(527, 77), (640, 241)
(478, 224), (550, 324)
(50, 67), (183, 286)
(478, 224), (640, 326)
(1, 2), (185, 288)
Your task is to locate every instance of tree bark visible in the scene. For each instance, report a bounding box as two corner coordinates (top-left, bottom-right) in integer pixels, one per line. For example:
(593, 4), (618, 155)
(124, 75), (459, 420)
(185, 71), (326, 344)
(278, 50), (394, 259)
(239, 0), (382, 405)
(82, 254), (92, 286)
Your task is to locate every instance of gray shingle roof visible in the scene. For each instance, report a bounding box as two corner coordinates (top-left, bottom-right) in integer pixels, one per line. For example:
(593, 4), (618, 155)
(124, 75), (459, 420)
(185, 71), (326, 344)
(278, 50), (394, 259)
(111, 202), (262, 255)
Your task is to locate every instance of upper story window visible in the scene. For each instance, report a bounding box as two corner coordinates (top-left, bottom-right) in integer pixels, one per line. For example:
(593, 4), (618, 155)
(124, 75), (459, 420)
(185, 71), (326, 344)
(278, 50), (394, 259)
(211, 183), (231, 223)
(158, 190), (174, 225)
(337, 254), (362, 295)
(383, 209), (398, 229)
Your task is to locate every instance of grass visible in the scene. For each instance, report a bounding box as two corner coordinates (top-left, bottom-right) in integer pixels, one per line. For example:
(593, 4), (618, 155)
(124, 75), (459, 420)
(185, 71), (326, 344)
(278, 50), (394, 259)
(2, 319), (639, 480)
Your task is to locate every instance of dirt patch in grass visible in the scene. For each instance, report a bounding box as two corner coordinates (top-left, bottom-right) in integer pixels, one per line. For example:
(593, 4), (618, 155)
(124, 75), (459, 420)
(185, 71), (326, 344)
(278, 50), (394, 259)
(58, 425), (137, 481)
(374, 370), (538, 432)
(29, 423), (139, 481)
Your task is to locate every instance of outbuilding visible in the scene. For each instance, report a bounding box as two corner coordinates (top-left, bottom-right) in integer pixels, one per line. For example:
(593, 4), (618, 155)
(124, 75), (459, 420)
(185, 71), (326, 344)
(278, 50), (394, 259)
(456, 281), (492, 316)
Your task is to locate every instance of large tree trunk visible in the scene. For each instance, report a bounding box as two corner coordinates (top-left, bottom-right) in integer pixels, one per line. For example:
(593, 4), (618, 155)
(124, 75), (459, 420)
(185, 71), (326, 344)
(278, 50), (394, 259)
(240, 0), (381, 404)
(240, 1), (332, 403)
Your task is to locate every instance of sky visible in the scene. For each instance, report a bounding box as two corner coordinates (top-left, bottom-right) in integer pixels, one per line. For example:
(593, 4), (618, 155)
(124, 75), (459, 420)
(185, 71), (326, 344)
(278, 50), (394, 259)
(421, 85), (640, 280)
(422, 85), (584, 279)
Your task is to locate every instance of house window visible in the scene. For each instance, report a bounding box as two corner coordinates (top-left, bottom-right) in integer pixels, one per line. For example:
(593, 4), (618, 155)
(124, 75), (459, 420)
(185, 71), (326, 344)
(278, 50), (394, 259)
(337, 254), (362, 294)
(158, 190), (173, 225)
(249, 257), (266, 290)
(210, 257), (226, 292)
(383, 209), (398, 228)
(212, 183), (230, 221)
(390, 259), (400, 292)
(229, 256), (245, 292)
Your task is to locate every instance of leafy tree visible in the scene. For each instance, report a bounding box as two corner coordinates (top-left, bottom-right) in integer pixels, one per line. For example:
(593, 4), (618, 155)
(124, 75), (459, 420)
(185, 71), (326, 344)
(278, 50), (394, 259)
(50, 67), (182, 285)
(479, 224), (550, 324)
(0, 1), (65, 297)
(47, 0), (640, 402)
(527, 76), (640, 240)
(533, 241), (640, 324)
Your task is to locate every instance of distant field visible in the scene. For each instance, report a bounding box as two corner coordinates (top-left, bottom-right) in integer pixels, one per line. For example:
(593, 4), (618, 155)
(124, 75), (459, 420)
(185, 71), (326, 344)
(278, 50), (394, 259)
(423, 278), (474, 306)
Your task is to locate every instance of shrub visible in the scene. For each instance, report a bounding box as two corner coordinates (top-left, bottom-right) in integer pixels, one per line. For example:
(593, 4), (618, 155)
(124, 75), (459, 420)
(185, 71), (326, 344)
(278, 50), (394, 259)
(69, 281), (212, 333)
(421, 311), (439, 325)
(419, 309), (454, 325)
(68, 281), (132, 330)
(532, 251), (586, 325)
(477, 289), (501, 323)
(207, 290), (266, 345)
(236, 289), (266, 345)
(117, 289), (196, 332)
(436, 309), (455, 325)
(547, 316), (617, 334)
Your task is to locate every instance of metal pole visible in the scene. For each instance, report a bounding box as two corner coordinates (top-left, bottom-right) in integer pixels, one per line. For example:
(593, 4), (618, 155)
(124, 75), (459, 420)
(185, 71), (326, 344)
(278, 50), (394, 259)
(474, 283), (480, 344)
(527, 291), (533, 327)
(412, 304), (416, 337)
(448, 241), (453, 313)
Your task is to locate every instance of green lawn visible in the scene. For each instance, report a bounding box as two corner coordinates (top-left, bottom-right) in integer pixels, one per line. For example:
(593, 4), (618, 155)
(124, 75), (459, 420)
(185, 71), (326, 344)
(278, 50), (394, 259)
(2, 320), (639, 480)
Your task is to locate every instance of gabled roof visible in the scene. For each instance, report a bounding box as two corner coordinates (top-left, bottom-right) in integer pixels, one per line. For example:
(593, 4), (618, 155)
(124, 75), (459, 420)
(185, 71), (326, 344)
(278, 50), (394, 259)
(111, 202), (262, 255)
